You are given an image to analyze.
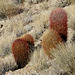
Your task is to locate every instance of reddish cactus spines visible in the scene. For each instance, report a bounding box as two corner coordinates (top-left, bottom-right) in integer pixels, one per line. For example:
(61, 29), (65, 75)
(12, 39), (30, 68)
(12, 34), (34, 68)
(42, 29), (63, 58)
(20, 34), (34, 45)
(50, 8), (67, 41)
(42, 8), (67, 58)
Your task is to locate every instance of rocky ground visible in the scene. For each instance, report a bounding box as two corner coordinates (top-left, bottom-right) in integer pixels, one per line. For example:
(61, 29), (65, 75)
(0, 0), (75, 75)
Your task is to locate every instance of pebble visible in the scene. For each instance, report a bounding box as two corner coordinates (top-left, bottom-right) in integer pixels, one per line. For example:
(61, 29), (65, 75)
(24, 25), (33, 31)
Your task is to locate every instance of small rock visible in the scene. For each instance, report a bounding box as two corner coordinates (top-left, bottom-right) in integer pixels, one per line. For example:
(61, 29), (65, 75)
(24, 25), (33, 31)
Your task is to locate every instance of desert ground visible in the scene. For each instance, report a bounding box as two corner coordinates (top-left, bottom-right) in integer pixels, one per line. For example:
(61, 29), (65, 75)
(0, 0), (75, 75)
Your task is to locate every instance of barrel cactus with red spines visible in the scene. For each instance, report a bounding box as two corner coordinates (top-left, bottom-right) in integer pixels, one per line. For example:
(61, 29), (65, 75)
(12, 34), (34, 68)
(42, 29), (63, 58)
(50, 8), (67, 41)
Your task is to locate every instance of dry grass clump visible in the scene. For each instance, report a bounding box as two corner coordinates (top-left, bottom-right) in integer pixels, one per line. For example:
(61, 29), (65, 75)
(64, 4), (75, 30)
(15, 0), (25, 4)
(2, 14), (26, 36)
(29, 47), (50, 71)
(33, 10), (50, 25)
(67, 14), (75, 30)
(25, 0), (48, 4)
(67, 28), (75, 46)
(51, 43), (75, 75)
(71, 0), (75, 4)
(64, 4), (75, 16)
(51, 0), (75, 7)
(0, 16), (26, 57)
(0, 0), (24, 19)
(28, 43), (71, 75)
(0, 54), (17, 75)
(26, 10), (51, 39)
(0, 15), (26, 57)
(0, 33), (17, 57)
